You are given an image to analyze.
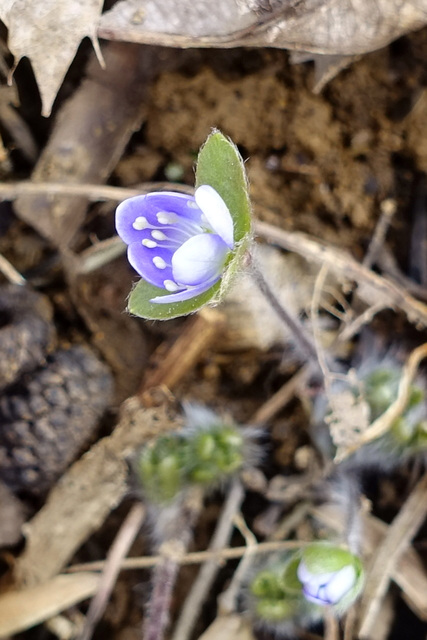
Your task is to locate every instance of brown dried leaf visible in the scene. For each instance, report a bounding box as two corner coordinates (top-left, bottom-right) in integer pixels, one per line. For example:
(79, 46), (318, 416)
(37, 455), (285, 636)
(2, 0), (104, 116)
(99, 0), (427, 58)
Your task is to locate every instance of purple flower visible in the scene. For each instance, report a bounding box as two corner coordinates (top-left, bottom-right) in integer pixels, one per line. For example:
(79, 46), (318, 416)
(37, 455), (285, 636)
(297, 559), (356, 606)
(115, 185), (234, 304)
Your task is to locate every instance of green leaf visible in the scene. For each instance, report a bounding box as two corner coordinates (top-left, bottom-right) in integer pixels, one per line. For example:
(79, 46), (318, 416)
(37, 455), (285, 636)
(128, 278), (221, 321)
(196, 130), (252, 243)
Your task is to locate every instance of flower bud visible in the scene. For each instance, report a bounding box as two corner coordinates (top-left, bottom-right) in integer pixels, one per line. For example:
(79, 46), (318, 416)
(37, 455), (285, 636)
(295, 543), (364, 612)
(138, 435), (186, 504)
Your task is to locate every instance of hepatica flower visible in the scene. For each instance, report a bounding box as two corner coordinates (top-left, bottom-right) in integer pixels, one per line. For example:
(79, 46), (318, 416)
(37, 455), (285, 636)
(116, 185), (234, 304)
(115, 131), (252, 320)
(295, 543), (364, 612)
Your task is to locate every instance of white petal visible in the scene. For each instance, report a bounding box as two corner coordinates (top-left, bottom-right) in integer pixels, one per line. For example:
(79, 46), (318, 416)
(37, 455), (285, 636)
(195, 185), (234, 249)
(324, 566), (356, 604)
(172, 233), (229, 286)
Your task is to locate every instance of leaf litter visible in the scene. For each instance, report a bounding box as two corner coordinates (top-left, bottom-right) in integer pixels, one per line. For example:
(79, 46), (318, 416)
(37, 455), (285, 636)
(0, 5), (426, 640)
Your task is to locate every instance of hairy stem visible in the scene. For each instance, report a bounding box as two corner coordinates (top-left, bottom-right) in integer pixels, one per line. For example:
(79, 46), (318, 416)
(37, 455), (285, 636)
(143, 488), (203, 640)
(249, 253), (319, 366)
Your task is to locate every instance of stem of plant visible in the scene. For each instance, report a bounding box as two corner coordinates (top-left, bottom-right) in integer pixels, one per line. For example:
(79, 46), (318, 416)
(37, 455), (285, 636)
(143, 488), (204, 640)
(249, 252), (320, 367)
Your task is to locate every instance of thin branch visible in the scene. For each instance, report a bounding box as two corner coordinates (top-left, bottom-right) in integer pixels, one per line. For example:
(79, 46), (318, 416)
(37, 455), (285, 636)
(358, 471), (427, 639)
(172, 480), (245, 640)
(255, 220), (427, 328)
(0, 181), (192, 202)
(78, 503), (146, 640)
(67, 540), (305, 574)
(250, 365), (311, 426)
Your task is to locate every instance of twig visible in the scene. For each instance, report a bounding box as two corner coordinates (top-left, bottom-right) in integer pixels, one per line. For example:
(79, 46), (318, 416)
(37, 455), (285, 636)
(362, 199), (396, 269)
(0, 181), (192, 201)
(219, 513), (258, 615)
(338, 301), (385, 342)
(249, 253), (319, 367)
(249, 365), (311, 426)
(172, 480), (245, 640)
(67, 540), (305, 574)
(310, 264), (331, 386)
(255, 220), (427, 328)
(78, 503), (146, 640)
(358, 471), (427, 639)
(140, 308), (225, 394)
(0, 253), (26, 285)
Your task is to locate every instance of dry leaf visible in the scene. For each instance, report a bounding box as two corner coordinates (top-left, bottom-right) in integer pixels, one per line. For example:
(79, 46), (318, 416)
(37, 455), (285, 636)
(0, 573), (99, 636)
(1, 0), (104, 116)
(99, 0), (427, 57)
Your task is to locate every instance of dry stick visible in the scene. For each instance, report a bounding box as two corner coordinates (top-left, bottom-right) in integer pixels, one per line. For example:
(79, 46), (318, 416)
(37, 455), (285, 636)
(255, 220), (427, 328)
(362, 199), (396, 269)
(219, 512), (259, 615)
(171, 480), (245, 640)
(249, 254), (319, 367)
(144, 488), (204, 640)
(140, 308), (225, 394)
(0, 253), (26, 285)
(68, 540), (305, 574)
(79, 503), (146, 640)
(0, 180), (192, 201)
(358, 471), (427, 639)
(250, 365), (311, 426)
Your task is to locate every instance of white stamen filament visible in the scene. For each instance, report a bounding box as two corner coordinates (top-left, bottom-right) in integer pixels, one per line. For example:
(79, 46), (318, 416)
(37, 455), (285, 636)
(132, 216), (149, 230)
(153, 256), (167, 269)
(142, 239), (157, 248)
(163, 280), (181, 292)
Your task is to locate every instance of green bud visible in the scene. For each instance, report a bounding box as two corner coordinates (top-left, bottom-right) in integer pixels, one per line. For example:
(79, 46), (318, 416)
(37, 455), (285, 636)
(296, 543), (364, 613)
(138, 435), (186, 504)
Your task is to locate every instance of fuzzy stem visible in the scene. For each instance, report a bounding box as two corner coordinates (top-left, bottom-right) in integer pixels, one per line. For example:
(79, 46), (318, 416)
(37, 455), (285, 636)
(249, 253), (319, 366)
(143, 488), (203, 640)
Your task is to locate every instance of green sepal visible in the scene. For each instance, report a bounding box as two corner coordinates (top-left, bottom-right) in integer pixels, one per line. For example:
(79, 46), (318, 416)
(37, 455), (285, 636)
(128, 279), (221, 321)
(281, 554), (304, 595)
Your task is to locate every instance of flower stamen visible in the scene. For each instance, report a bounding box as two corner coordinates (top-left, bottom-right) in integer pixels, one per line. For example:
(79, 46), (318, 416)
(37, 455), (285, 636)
(142, 239), (157, 248)
(133, 216), (149, 230)
(153, 257), (167, 270)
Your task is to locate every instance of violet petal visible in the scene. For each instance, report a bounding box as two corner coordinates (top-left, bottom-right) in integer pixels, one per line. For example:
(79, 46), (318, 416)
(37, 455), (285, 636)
(128, 243), (174, 287)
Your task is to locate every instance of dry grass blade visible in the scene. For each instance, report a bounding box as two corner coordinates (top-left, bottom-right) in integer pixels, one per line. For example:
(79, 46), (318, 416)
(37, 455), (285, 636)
(358, 472), (427, 638)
